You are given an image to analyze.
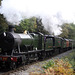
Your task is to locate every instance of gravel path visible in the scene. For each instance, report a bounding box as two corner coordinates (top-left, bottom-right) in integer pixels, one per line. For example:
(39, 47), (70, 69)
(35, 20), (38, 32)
(0, 49), (74, 75)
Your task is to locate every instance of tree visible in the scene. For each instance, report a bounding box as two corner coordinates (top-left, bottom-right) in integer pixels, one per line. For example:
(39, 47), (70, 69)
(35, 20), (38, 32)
(0, 14), (8, 33)
(68, 23), (75, 39)
(0, 0), (1, 5)
(36, 17), (49, 34)
(15, 17), (50, 34)
(15, 17), (37, 33)
(0, 1), (8, 33)
(59, 23), (75, 39)
(59, 23), (69, 38)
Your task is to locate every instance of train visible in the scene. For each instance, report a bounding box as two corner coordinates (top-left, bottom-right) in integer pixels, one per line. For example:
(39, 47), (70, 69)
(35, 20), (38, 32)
(0, 25), (75, 69)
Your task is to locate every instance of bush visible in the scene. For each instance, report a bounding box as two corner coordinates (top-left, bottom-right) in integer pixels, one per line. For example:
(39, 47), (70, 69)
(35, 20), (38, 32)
(30, 50), (75, 75)
(63, 50), (75, 70)
(43, 59), (74, 75)
(43, 60), (54, 69)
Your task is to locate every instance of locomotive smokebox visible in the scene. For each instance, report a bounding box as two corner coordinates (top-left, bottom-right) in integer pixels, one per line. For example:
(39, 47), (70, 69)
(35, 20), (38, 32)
(9, 25), (15, 33)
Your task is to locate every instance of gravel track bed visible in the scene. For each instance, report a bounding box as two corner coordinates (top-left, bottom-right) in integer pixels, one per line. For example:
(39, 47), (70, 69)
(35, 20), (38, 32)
(0, 49), (74, 75)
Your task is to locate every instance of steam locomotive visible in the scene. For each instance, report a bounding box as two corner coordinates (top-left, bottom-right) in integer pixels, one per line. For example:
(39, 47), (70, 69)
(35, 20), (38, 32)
(0, 25), (75, 69)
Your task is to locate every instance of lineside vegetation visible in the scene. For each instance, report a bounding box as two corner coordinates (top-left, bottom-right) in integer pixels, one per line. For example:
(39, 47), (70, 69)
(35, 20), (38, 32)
(30, 50), (75, 75)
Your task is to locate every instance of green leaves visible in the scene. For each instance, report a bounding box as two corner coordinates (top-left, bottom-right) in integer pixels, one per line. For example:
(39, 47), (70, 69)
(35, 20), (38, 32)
(15, 17), (36, 33)
(59, 23), (75, 39)
(43, 60), (55, 69)
(0, 14), (8, 33)
(15, 17), (49, 34)
(63, 50), (75, 70)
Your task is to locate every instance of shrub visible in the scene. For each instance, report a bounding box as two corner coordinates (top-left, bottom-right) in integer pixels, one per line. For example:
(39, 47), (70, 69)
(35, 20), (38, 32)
(63, 50), (75, 70)
(43, 60), (54, 69)
(43, 59), (74, 75)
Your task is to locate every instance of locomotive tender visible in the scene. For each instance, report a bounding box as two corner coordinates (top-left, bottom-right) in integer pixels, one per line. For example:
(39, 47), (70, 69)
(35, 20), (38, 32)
(0, 25), (74, 69)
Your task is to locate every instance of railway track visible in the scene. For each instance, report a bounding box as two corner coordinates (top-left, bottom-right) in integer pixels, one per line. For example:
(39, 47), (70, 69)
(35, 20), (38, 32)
(0, 49), (74, 75)
(0, 60), (40, 75)
(0, 64), (31, 75)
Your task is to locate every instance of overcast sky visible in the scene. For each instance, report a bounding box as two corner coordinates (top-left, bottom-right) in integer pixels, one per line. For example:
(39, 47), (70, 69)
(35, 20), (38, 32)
(0, 0), (75, 35)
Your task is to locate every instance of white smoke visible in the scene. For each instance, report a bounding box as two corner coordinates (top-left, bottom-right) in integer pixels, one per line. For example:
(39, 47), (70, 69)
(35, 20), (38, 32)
(0, 0), (75, 35)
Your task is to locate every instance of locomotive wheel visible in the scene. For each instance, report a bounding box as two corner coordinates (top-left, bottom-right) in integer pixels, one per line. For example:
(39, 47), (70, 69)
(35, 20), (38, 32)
(10, 62), (16, 70)
(42, 52), (46, 60)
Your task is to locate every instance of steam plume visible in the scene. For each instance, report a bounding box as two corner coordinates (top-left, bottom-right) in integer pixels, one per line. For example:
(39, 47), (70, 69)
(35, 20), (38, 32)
(0, 0), (75, 35)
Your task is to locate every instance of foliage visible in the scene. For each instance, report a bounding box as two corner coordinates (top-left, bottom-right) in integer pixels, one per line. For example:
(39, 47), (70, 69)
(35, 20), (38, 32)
(15, 17), (36, 33)
(0, 14), (49, 34)
(63, 50), (75, 70)
(59, 23), (75, 39)
(43, 60), (54, 69)
(36, 17), (49, 34)
(68, 23), (75, 39)
(0, 14), (8, 33)
(0, 0), (1, 5)
(30, 59), (74, 75)
(15, 17), (50, 34)
(43, 59), (74, 75)
(59, 23), (69, 38)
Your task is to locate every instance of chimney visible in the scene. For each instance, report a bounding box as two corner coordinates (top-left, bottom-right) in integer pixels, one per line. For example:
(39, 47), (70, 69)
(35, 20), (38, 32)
(8, 25), (15, 33)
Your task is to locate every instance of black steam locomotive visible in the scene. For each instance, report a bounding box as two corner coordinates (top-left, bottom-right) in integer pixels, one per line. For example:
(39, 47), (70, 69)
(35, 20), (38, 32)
(0, 25), (75, 69)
